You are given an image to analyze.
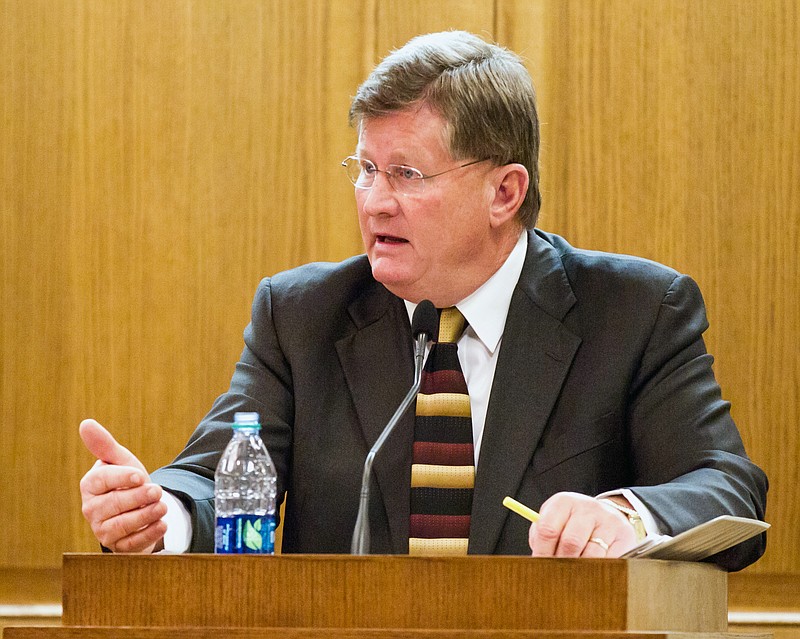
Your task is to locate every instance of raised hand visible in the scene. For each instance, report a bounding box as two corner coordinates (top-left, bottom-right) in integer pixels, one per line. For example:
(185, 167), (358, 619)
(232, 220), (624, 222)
(79, 419), (167, 553)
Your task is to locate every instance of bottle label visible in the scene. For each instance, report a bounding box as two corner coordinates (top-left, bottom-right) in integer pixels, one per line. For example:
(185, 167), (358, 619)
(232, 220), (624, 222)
(215, 514), (276, 554)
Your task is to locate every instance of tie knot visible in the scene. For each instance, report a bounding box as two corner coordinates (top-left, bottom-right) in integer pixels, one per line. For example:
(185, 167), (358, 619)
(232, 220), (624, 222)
(438, 307), (466, 343)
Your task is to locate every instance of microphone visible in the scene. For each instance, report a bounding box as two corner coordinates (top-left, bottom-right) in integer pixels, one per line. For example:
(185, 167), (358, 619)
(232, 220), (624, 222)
(351, 300), (439, 555)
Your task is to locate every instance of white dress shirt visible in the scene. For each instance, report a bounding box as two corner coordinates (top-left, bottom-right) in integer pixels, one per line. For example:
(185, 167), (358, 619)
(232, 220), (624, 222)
(403, 230), (528, 465)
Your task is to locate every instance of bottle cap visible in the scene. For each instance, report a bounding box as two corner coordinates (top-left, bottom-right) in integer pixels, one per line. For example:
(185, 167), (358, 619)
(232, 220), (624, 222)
(232, 412), (261, 429)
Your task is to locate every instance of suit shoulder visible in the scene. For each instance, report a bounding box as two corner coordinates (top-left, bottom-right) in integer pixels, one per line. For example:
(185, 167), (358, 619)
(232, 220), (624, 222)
(536, 229), (682, 294)
(255, 254), (373, 307)
(247, 254), (397, 344)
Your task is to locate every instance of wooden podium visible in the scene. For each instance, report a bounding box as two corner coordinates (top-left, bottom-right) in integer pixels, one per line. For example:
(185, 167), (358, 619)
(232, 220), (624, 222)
(4, 553), (765, 638)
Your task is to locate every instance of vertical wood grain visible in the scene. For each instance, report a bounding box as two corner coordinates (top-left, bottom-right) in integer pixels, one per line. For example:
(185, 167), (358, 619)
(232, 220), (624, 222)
(373, 0), (495, 61)
(1, 0), (370, 565)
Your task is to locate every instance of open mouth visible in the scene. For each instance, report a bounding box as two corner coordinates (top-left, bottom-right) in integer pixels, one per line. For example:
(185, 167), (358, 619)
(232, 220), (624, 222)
(376, 235), (409, 244)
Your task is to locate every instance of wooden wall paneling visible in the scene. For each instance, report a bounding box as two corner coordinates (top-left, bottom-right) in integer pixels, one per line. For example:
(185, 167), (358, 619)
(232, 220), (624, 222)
(1, 0), (89, 568)
(501, 0), (697, 261)
(0, 0), (371, 566)
(373, 0), (496, 61)
(498, 0), (800, 574)
(685, 1), (800, 576)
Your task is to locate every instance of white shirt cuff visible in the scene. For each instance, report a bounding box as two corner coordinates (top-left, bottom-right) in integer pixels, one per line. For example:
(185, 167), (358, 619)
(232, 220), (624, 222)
(158, 490), (193, 554)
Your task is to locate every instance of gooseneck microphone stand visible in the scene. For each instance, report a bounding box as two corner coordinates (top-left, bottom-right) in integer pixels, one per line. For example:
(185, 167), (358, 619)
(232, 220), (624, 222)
(351, 300), (438, 555)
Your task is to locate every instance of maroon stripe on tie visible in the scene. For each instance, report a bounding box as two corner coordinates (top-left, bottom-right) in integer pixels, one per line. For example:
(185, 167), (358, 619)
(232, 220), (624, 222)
(409, 514), (471, 539)
(420, 369), (469, 395)
(412, 441), (474, 466)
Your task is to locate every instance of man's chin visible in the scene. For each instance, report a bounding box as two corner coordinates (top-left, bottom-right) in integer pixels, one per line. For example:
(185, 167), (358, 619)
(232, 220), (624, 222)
(371, 263), (466, 308)
(370, 264), (419, 300)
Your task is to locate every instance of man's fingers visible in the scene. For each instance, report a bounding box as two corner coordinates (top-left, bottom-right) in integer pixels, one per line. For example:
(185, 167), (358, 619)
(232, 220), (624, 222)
(581, 539), (609, 558)
(547, 510), (596, 557)
(79, 419), (147, 472)
(529, 513), (570, 557)
(95, 499), (167, 543)
(528, 492), (575, 556)
(99, 506), (168, 554)
(599, 524), (637, 558)
(80, 464), (147, 497)
(112, 520), (168, 554)
(529, 491), (638, 558)
(82, 482), (162, 524)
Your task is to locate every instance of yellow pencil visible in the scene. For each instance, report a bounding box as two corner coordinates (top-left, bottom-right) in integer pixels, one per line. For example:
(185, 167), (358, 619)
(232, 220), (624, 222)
(502, 496), (540, 523)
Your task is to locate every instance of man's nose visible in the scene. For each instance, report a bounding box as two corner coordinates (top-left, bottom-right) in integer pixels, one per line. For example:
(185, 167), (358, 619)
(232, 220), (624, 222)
(361, 171), (400, 216)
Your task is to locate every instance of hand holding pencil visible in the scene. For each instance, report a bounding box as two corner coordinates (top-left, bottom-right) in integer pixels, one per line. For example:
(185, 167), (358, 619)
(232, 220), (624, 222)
(502, 492), (638, 558)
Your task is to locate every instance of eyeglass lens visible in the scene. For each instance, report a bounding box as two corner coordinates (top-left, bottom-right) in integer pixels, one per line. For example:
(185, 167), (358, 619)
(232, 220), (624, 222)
(343, 157), (425, 194)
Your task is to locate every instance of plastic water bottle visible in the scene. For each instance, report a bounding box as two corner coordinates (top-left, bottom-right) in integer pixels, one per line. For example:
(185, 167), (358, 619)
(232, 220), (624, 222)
(214, 412), (277, 554)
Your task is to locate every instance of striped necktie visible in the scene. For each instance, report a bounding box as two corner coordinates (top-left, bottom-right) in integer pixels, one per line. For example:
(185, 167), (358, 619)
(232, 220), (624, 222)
(409, 306), (474, 555)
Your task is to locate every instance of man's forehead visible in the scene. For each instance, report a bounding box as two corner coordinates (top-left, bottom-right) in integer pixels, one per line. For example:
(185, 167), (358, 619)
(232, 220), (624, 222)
(355, 108), (452, 162)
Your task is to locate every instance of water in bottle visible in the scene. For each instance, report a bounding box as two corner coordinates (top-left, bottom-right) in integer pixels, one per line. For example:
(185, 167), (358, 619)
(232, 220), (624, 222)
(214, 412), (277, 553)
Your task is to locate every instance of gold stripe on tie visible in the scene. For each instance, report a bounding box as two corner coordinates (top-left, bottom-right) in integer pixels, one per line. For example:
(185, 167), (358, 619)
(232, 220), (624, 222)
(409, 537), (470, 556)
(411, 464), (475, 489)
(415, 392), (471, 417)
(438, 307), (466, 343)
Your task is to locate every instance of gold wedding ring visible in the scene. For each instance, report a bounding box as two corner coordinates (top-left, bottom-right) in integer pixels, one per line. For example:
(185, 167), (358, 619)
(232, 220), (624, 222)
(588, 537), (609, 551)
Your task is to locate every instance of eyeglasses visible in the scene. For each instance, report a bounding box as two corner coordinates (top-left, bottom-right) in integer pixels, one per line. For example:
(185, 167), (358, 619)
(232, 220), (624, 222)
(340, 156), (488, 196)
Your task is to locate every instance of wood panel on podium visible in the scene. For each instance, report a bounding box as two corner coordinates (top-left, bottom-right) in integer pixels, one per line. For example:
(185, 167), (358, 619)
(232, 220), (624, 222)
(3, 553), (767, 639)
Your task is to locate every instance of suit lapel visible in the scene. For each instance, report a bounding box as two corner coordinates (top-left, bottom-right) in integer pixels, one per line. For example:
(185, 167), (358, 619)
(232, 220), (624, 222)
(335, 286), (414, 553)
(470, 232), (582, 554)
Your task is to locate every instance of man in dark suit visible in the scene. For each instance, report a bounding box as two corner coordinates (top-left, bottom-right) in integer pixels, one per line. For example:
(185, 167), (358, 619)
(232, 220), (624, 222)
(79, 31), (767, 570)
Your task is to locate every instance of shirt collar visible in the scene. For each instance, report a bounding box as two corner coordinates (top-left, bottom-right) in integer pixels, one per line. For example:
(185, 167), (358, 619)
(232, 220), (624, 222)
(404, 230), (527, 354)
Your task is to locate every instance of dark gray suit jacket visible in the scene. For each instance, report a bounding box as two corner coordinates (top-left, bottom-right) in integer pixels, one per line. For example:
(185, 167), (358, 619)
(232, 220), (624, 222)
(152, 229), (767, 570)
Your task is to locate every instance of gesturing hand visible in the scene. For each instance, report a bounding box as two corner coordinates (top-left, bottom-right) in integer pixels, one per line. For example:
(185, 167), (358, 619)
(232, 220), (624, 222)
(79, 419), (167, 553)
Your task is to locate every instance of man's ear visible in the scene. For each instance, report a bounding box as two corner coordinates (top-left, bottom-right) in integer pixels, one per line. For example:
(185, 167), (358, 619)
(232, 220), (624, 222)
(489, 163), (529, 228)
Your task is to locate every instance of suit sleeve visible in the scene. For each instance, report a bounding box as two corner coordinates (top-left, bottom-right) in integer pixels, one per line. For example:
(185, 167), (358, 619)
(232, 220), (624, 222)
(625, 274), (768, 571)
(151, 278), (294, 552)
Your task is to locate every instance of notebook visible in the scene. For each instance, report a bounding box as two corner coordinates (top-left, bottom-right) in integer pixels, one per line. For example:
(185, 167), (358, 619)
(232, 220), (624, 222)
(621, 515), (769, 560)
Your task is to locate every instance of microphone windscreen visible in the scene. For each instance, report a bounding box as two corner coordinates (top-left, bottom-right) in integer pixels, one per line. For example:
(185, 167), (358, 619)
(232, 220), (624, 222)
(411, 300), (439, 342)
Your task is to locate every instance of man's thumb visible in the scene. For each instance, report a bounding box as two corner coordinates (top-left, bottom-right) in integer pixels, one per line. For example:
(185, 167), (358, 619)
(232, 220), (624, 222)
(79, 419), (146, 472)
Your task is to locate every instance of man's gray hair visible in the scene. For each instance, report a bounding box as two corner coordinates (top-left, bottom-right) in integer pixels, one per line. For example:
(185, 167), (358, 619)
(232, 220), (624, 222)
(350, 31), (541, 228)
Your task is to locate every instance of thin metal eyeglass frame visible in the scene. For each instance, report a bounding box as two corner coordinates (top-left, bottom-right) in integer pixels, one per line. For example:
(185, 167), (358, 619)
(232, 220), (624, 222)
(340, 156), (488, 195)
